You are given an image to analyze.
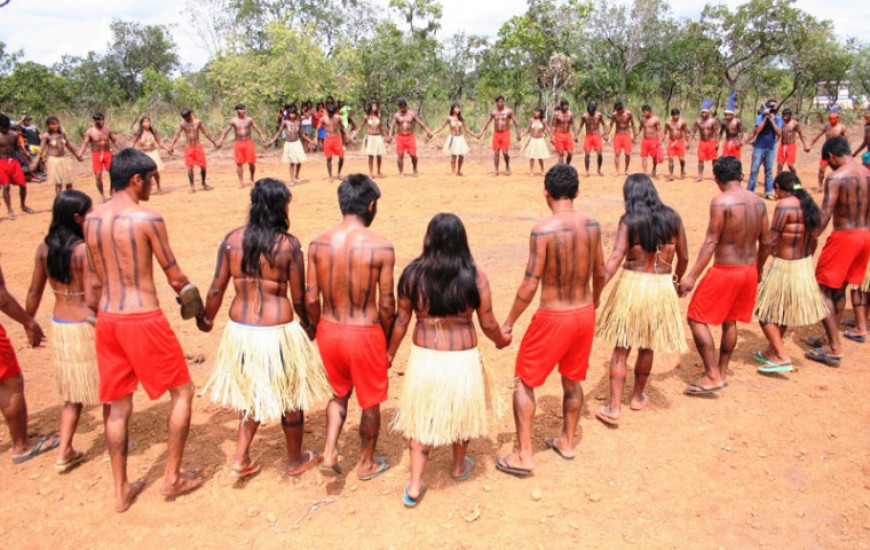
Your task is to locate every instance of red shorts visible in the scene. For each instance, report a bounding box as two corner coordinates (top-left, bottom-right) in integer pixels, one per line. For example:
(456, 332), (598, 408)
(396, 133), (417, 156)
(234, 141), (256, 164)
(316, 320), (388, 409)
(698, 140), (719, 162)
(816, 229), (870, 289)
(613, 133), (632, 155)
(96, 310), (190, 403)
(778, 143), (797, 165)
(0, 158), (25, 186)
(640, 137), (660, 158)
(515, 305), (595, 388)
(554, 131), (574, 153)
(667, 139), (686, 158)
(688, 264), (758, 325)
(323, 135), (344, 158)
(0, 324), (21, 380)
(721, 140), (741, 160)
(583, 134), (603, 152)
(492, 130), (511, 151)
(184, 145), (207, 167)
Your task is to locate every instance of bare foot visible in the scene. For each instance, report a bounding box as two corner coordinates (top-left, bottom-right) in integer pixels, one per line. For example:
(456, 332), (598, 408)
(376, 172), (385, 178)
(456, 172), (465, 177)
(584, 172), (591, 178)
(505, 170), (512, 176)
(22, 206), (35, 214)
(666, 176), (674, 182)
(7, 211), (16, 221)
(412, 172), (419, 178)
(598, 171), (605, 177)
(188, 187), (196, 194)
(694, 177), (703, 182)
(116, 479), (145, 513)
(202, 184), (213, 191)
(595, 405), (620, 426)
(160, 470), (203, 501)
(630, 393), (649, 411)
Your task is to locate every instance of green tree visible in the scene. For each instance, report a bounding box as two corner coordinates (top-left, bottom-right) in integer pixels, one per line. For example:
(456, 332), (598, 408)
(106, 19), (180, 101)
(0, 61), (72, 115)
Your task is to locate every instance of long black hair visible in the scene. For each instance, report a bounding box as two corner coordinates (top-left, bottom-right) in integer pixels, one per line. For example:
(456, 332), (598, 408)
(242, 178), (291, 277)
(398, 213), (480, 316)
(621, 173), (680, 253)
(45, 190), (92, 284)
(136, 116), (159, 140)
(449, 103), (464, 123)
(774, 172), (820, 235)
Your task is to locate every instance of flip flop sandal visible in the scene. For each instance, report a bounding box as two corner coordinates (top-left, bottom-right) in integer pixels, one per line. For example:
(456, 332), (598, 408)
(842, 331), (866, 343)
(318, 463), (343, 478)
(451, 456), (475, 482)
(804, 347), (841, 367)
(287, 451), (323, 477)
(545, 437), (575, 461)
(229, 462), (261, 479)
(403, 482), (428, 508)
(595, 407), (620, 427)
(12, 436), (60, 464)
(55, 450), (85, 473)
(495, 456), (532, 478)
(684, 381), (723, 396)
(177, 283), (204, 320)
(358, 456), (389, 481)
(803, 336), (825, 348)
(753, 352), (794, 373)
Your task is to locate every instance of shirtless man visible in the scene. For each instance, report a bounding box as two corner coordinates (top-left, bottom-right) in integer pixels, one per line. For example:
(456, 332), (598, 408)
(497, 163), (604, 476)
(217, 104), (266, 188)
(77, 113), (118, 202)
(635, 105), (662, 177)
(388, 98), (433, 178)
(719, 109), (743, 160)
(550, 99), (577, 166)
(852, 111), (870, 160)
(608, 102), (636, 176)
(777, 108), (807, 175)
(578, 103), (607, 177)
(168, 109), (217, 193)
(306, 174), (396, 480)
(663, 108), (689, 181)
(318, 103), (351, 182)
(691, 107), (720, 182)
(0, 114), (35, 219)
(679, 156), (768, 394)
(84, 148), (203, 511)
(806, 107), (848, 192)
(478, 95), (521, 176)
(803, 137), (870, 366)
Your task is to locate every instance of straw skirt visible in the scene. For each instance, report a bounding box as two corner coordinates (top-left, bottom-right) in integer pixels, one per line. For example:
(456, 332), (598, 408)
(363, 135), (387, 156)
(392, 345), (501, 447)
(522, 136), (551, 160)
(596, 270), (687, 352)
(51, 319), (100, 405)
(755, 256), (828, 326)
(46, 156), (75, 185)
(204, 320), (331, 423)
(143, 150), (164, 171)
(282, 140), (307, 164)
(860, 260), (870, 292)
(442, 135), (470, 156)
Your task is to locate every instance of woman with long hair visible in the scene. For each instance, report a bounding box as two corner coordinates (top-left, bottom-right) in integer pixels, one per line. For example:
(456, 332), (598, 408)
(387, 213), (510, 507)
(25, 190), (106, 471)
(32, 116), (83, 195)
(199, 178), (331, 479)
(518, 107), (553, 176)
(431, 104), (478, 176)
(131, 116), (167, 193)
(754, 172), (827, 371)
(351, 101), (388, 179)
(595, 174), (688, 425)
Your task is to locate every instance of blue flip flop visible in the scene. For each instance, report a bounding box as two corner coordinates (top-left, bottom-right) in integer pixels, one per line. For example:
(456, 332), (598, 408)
(403, 482), (428, 508)
(358, 456), (389, 481)
(12, 436), (60, 464)
(451, 456), (475, 482)
(842, 331), (866, 344)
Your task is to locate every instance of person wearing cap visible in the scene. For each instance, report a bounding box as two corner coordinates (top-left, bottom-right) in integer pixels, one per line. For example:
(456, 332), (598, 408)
(806, 106), (848, 193)
(691, 100), (720, 182)
(217, 104), (267, 188)
(742, 99), (782, 200)
(719, 93), (743, 161)
(168, 109), (218, 193)
(17, 115), (43, 179)
(77, 113), (118, 202)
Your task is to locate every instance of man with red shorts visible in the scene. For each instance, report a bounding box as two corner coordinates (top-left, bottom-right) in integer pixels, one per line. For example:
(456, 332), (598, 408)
(608, 102), (636, 176)
(0, 114), (35, 220)
(549, 99), (577, 166)
(76, 113), (118, 203)
(679, 156), (768, 394)
(85, 148), (205, 512)
(217, 104), (266, 188)
(806, 106), (848, 192)
(803, 137), (870, 365)
(0, 259), (53, 464)
(388, 98), (433, 178)
(579, 103), (606, 177)
(478, 95), (521, 176)
(307, 174), (396, 480)
(318, 103), (352, 182)
(776, 108), (807, 175)
(168, 108), (218, 193)
(692, 103), (720, 182)
(719, 108), (743, 160)
(497, 163), (604, 476)
(636, 105), (663, 177)
(663, 108), (689, 181)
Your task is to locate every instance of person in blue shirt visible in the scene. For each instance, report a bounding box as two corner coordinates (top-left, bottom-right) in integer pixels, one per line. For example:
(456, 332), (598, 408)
(743, 99), (782, 199)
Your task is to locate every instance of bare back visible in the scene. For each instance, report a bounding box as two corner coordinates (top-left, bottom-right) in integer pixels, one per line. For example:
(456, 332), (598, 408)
(823, 161), (870, 232)
(768, 196), (815, 260)
(0, 128), (21, 158)
(708, 188), (767, 265)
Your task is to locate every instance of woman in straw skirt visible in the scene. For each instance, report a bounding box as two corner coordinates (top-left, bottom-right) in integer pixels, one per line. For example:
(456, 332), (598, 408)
(387, 213), (510, 507)
(32, 116), (83, 195)
(753, 172), (827, 372)
(131, 116), (168, 193)
(25, 190), (106, 471)
(351, 101), (388, 179)
(595, 174), (688, 426)
(198, 178), (331, 479)
(518, 107), (553, 176)
(265, 105), (313, 186)
(431, 104), (479, 177)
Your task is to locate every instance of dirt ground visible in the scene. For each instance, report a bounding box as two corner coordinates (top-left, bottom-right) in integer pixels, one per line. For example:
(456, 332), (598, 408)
(0, 130), (869, 550)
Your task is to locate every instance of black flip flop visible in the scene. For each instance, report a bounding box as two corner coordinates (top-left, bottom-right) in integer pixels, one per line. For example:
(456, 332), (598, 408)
(495, 456), (532, 478)
(842, 331), (866, 344)
(803, 336), (825, 348)
(12, 436), (60, 464)
(804, 347), (841, 366)
(545, 437), (575, 461)
(684, 381), (723, 396)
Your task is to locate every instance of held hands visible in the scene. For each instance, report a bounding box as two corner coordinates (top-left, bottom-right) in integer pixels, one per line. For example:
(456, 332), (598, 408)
(195, 313), (213, 333)
(677, 277), (695, 297)
(24, 319), (45, 348)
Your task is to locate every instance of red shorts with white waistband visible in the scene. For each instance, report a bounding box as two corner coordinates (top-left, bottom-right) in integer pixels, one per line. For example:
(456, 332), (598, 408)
(316, 319), (388, 409)
(688, 264), (758, 325)
(515, 305), (595, 388)
(91, 151), (112, 174)
(777, 143), (797, 165)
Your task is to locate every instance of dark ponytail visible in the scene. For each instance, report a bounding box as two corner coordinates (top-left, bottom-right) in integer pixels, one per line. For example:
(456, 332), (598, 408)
(242, 178), (291, 277)
(45, 190), (92, 284)
(774, 172), (820, 234)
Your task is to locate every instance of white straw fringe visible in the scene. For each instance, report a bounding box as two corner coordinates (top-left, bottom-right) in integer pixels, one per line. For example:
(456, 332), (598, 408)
(755, 256), (828, 326)
(51, 320), (100, 405)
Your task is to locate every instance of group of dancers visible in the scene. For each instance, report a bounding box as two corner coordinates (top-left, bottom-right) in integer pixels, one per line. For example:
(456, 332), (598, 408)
(2, 133), (868, 512)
